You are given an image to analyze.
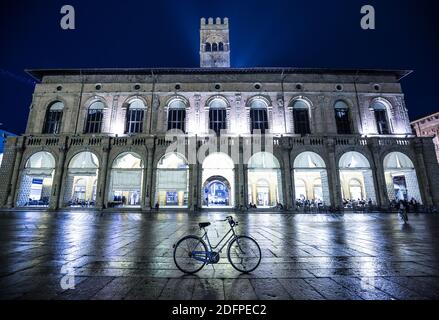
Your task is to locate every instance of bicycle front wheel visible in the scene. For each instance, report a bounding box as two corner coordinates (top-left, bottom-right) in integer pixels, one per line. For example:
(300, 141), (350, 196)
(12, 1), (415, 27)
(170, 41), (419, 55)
(173, 235), (208, 274)
(227, 235), (261, 273)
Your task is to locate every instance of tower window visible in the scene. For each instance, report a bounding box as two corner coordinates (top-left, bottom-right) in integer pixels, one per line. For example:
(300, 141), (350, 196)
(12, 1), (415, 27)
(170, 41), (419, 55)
(84, 101), (104, 134)
(292, 100), (311, 135)
(250, 99), (269, 134)
(43, 101), (64, 134)
(371, 101), (390, 134)
(125, 99), (146, 134)
(334, 100), (352, 134)
(167, 99), (186, 132)
(205, 42), (211, 52)
(212, 43), (218, 51)
(208, 98), (227, 135)
(218, 42), (224, 51)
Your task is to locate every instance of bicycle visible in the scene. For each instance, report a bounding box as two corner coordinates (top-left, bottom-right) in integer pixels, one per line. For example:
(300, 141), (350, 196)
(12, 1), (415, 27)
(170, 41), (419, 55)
(173, 216), (261, 274)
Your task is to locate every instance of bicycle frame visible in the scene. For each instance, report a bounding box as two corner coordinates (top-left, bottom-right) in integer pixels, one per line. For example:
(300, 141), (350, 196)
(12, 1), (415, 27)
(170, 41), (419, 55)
(191, 224), (238, 264)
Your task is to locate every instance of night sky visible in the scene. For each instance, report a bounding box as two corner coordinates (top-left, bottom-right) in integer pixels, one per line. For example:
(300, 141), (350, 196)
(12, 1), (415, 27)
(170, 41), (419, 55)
(0, 0), (438, 134)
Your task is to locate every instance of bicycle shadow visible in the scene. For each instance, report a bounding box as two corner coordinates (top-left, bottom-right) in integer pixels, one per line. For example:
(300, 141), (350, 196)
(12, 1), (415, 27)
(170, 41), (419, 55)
(169, 271), (257, 300)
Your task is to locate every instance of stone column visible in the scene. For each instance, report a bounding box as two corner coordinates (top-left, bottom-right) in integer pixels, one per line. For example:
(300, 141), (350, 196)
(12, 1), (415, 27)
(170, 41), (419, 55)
(50, 140), (67, 210)
(196, 149), (203, 209)
(369, 139), (387, 208)
(238, 139), (246, 207)
(188, 163), (194, 210)
(326, 139), (341, 209)
(281, 144), (293, 210)
(6, 140), (24, 208)
(96, 139), (110, 209)
(142, 147), (153, 210)
(234, 163), (239, 208)
(414, 140), (433, 206)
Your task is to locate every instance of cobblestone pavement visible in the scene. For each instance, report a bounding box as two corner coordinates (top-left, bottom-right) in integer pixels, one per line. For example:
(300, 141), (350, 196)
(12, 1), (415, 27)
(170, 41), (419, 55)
(1, 210), (439, 300)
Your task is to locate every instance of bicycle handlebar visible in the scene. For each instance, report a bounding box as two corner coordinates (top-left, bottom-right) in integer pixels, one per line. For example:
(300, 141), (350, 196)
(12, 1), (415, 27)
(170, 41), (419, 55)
(215, 216), (238, 226)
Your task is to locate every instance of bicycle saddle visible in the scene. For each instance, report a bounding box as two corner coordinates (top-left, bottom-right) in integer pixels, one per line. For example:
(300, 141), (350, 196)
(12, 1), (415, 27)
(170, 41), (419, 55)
(198, 222), (211, 228)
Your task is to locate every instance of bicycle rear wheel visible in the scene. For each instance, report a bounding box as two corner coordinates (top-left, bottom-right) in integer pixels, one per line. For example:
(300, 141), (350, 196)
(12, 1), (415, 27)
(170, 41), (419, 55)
(173, 235), (208, 274)
(227, 235), (261, 273)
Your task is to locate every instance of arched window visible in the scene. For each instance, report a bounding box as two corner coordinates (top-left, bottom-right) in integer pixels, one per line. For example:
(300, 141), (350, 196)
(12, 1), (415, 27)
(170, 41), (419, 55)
(125, 99), (146, 134)
(212, 43), (218, 51)
(64, 151), (99, 207)
(108, 152), (144, 207)
(250, 99), (269, 134)
(156, 153), (189, 207)
(292, 100), (311, 135)
(43, 101), (64, 134)
(85, 101), (104, 133)
(218, 42), (224, 51)
(202, 152), (235, 207)
(338, 151), (376, 205)
(208, 98), (227, 135)
(205, 42), (211, 52)
(371, 101), (390, 134)
(334, 100), (352, 134)
(16, 151), (56, 207)
(293, 152), (330, 205)
(247, 152), (283, 207)
(383, 152), (422, 203)
(167, 99), (186, 132)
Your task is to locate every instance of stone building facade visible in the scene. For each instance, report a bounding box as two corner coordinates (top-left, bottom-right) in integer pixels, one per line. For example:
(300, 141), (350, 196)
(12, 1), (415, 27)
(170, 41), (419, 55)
(0, 17), (438, 211)
(411, 112), (439, 164)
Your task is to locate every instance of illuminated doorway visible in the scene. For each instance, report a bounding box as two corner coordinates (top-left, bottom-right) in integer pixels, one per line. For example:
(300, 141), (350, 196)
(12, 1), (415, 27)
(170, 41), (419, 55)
(108, 152), (143, 207)
(339, 151), (376, 207)
(384, 152), (422, 203)
(63, 151), (99, 207)
(16, 151), (55, 207)
(155, 152), (189, 207)
(247, 152), (283, 208)
(202, 152), (234, 207)
(293, 152), (330, 206)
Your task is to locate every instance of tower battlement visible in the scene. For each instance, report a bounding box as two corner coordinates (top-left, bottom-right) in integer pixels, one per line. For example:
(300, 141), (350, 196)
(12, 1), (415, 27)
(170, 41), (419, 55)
(200, 17), (229, 28)
(200, 17), (230, 68)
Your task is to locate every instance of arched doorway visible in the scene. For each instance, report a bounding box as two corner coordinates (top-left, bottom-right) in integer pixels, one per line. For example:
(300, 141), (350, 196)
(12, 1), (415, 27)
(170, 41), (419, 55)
(339, 151), (376, 207)
(63, 151), (99, 207)
(203, 176), (231, 207)
(202, 152), (234, 207)
(247, 152), (283, 207)
(293, 152), (330, 206)
(384, 152), (422, 203)
(16, 151), (55, 207)
(108, 152), (143, 207)
(155, 152), (189, 207)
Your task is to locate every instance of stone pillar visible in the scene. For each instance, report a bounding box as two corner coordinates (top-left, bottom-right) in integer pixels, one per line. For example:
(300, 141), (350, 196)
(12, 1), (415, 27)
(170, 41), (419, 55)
(369, 139), (387, 208)
(6, 140), (24, 208)
(187, 163), (193, 210)
(96, 139), (110, 209)
(281, 145), (293, 210)
(243, 164), (249, 207)
(142, 148), (153, 210)
(413, 140), (433, 206)
(326, 139), (341, 209)
(234, 163), (239, 208)
(196, 153), (203, 209)
(238, 139), (246, 207)
(50, 140), (67, 210)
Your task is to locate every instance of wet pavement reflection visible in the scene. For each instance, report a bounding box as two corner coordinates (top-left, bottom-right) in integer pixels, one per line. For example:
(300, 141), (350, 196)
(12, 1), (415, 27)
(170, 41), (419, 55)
(1, 211), (439, 300)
